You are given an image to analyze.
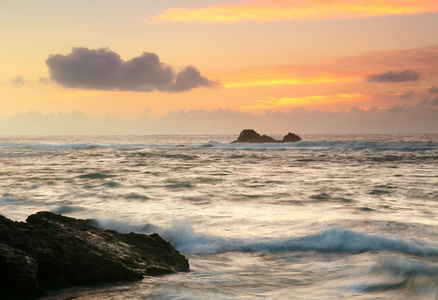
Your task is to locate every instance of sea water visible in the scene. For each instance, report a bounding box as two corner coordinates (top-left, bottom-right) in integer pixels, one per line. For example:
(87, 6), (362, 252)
(0, 134), (437, 299)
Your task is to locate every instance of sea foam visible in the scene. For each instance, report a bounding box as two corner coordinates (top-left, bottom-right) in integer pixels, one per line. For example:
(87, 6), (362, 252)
(156, 223), (438, 257)
(98, 219), (438, 257)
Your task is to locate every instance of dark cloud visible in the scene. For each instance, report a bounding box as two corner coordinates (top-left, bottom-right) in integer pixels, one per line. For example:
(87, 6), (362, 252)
(46, 47), (219, 92)
(170, 65), (216, 92)
(10, 75), (27, 87)
(428, 85), (438, 93)
(417, 97), (430, 106)
(398, 91), (415, 99)
(430, 96), (438, 106)
(366, 69), (420, 83)
(417, 96), (438, 107)
(387, 104), (404, 113)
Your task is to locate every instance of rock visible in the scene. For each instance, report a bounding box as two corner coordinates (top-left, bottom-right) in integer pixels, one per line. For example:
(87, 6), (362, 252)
(0, 242), (44, 300)
(282, 132), (302, 143)
(259, 135), (278, 143)
(231, 129), (301, 143)
(0, 212), (189, 299)
(233, 129), (262, 143)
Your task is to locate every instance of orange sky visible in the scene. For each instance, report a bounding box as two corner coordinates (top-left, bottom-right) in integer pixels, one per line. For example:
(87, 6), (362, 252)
(0, 0), (437, 134)
(150, 0), (438, 23)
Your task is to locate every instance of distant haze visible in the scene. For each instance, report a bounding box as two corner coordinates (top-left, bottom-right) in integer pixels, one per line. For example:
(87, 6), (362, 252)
(1, 105), (437, 135)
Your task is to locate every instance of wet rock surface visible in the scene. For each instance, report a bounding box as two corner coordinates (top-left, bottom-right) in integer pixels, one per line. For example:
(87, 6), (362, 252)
(0, 212), (189, 299)
(231, 129), (302, 143)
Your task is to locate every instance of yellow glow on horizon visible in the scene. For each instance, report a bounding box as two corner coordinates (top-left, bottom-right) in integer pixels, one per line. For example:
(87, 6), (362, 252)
(148, 0), (438, 23)
(224, 76), (359, 88)
(242, 93), (368, 109)
(220, 67), (363, 88)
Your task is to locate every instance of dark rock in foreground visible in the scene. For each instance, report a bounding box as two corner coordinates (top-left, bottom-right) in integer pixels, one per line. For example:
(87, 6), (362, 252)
(231, 129), (301, 143)
(0, 212), (189, 299)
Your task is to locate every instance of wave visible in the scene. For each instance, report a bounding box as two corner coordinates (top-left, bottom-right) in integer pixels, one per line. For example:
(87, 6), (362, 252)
(1, 140), (436, 153)
(209, 140), (438, 151)
(123, 193), (150, 201)
(0, 197), (27, 206)
(52, 205), (85, 214)
(0, 142), (107, 151)
(78, 173), (113, 179)
(96, 220), (438, 257)
(344, 254), (438, 296)
(173, 226), (438, 257)
(370, 256), (438, 279)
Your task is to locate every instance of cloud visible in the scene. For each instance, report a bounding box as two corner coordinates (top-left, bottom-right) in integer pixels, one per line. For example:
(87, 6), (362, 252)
(46, 47), (219, 92)
(428, 85), (438, 93)
(148, 0), (438, 23)
(398, 91), (415, 99)
(417, 97), (430, 106)
(39, 77), (50, 84)
(366, 69), (420, 83)
(171, 65), (219, 92)
(418, 96), (438, 106)
(430, 96), (438, 106)
(10, 75), (28, 87)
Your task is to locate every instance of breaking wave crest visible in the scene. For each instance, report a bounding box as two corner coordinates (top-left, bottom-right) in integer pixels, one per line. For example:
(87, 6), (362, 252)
(0, 142), (106, 151)
(1, 140), (436, 153)
(134, 222), (438, 257)
(211, 140), (438, 151)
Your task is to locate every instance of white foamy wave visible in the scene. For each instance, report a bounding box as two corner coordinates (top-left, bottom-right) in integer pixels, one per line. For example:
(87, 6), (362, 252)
(0, 139), (436, 153)
(207, 140), (438, 151)
(152, 224), (438, 257)
(94, 219), (438, 256)
(0, 142), (105, 151)
(93, 218), (240, 254)
(93, 218), (160, 236)
(0, 142), (188, 152)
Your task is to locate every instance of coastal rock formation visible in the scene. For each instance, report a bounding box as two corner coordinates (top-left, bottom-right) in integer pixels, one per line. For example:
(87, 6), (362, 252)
(0, 212), (189, 299)
(282, 132), (302, 143)
(231, 129), (301, 143)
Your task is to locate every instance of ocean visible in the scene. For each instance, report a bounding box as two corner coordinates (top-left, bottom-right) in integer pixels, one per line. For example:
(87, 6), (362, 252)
(1, 134), (437, 299)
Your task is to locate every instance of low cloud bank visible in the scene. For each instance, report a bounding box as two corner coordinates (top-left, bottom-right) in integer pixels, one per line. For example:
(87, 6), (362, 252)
(46, 48), (218, 92)
(367, 69), (420, 83)
(428, 85), (438, 93)
(419, 96), (438, 106)
(1, 104), (437, 135)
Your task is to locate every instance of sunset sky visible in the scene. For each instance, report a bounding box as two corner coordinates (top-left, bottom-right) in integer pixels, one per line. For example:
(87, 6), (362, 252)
(1, 0), (438, 134)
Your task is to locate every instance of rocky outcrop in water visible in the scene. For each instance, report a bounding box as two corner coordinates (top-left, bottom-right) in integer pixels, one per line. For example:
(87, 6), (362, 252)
(0, 212), (189, 299)
(282, 132), (302, 143)
(231, 129), (301, 143)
